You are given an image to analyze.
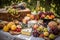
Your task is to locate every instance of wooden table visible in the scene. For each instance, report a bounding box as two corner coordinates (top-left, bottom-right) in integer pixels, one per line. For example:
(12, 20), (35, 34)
(0, 8), (31, 21)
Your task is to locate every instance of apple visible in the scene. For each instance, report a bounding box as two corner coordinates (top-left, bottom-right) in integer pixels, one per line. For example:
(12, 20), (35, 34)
(38, 26), (44, 32)
(24, 16), (31, 21)
(49, 34), (55, 39)
(30, 15), (35, 20)
(34, 15), (39, 20)
(43, 28), (48, 32)
(49, 17), (52, 19)
(37, 27), (41, 31)
(58, 24), (60, 30)
(45, 15), (50, 19)
(39, 34), (44, 38)
(51, 15), (55, 18)
(22, 19), (27, 24)
(33, 24), (38, 30)
(41, 14), (45, 18)
(13, 20), (19, 25)
(39, 12), (44, 17)
(27, 14), (31, 17)
(44, 32), (49, 37)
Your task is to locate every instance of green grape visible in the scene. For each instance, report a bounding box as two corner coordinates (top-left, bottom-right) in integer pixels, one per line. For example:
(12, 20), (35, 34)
(7, 8), (18, 16)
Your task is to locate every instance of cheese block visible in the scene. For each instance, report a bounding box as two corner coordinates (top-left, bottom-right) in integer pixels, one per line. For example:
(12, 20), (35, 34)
(21, 28), (32, 36)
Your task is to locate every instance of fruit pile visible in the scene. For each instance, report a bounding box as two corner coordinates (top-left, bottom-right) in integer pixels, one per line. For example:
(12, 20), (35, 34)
(39, 12), (55, 19)
(32, 21), (60, 40)
(2, 13), (60, 39)
(22, 13), (39, 24)
(3, 22), (22, 34)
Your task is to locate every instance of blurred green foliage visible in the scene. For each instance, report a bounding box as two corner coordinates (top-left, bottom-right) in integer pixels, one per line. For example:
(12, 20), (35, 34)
(0, 0), (60, 18)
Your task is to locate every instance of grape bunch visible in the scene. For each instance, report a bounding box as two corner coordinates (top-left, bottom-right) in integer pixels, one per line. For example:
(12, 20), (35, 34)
(7, 7), (18, 16)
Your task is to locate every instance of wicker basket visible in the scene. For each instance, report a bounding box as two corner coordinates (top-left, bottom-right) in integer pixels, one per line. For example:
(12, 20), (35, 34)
(0, 8), (31, 21)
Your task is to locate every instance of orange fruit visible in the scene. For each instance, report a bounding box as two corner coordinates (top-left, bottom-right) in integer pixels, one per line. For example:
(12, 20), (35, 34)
(27, 14), (31, 17)
(30, 15), (35, 20)
(49, 17), (52, 19)
(22, 19), (27, 24)
(51, 15), (55, 18)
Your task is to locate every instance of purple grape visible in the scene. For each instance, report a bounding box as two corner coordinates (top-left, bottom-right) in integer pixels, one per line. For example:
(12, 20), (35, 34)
(50, 27), (59, 35)
(52, 28), (59, 35)
(33, 30), (40, 37)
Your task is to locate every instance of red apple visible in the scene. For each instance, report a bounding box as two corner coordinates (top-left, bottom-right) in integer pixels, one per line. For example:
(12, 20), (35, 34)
(34, 15), (39, 20)
(39, 34), (44, 38)
(41, 14), (45, 18)
(33, 24), (38, 30)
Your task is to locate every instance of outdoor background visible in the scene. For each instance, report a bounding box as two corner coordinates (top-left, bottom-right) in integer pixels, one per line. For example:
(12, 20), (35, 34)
(0, 0), (60, 18)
